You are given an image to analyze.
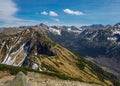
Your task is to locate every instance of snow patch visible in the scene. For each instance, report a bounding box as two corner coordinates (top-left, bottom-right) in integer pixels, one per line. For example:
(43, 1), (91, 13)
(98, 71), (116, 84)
(49, 28), (61, 35)
(68, 28), (71, 31)
(32, 63), (39, 70)
(2, 46), (13, 64)
(112, 29), (120, 35)
(4, 56), (14, 65)
(71, 30), (82, 34)
(2, 44), (25, 66)
(107, 37), (117, 42)
(67, 28), (83, 34)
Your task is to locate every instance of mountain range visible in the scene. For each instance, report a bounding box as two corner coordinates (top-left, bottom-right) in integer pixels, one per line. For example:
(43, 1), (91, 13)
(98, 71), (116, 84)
(0, 23), (120, 86)
(41, 23), (120, 76)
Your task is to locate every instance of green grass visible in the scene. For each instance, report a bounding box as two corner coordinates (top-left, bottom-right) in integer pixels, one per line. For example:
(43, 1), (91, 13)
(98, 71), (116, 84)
(0, 64), (83, 81)
(0, 64), (107, 86)
(0, 64), (27, 75)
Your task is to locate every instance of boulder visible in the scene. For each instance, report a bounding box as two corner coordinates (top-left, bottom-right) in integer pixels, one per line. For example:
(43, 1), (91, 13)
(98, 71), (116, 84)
(5, 72), (30, 86)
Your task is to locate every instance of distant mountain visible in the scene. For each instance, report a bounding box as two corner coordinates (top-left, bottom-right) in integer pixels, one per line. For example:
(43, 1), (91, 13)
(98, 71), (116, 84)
(70, 26), (79, 30)
(114, 22), (120, 27)
(105, 24), (112, 29)
(50, 25), (79, 30)
(37, 23), (49, 29)
(81, 24), (105, 29)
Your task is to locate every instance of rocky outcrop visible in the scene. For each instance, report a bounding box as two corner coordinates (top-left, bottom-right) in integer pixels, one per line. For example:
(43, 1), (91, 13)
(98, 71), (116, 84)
(2, 72), (100, 86)
(4, 72), (29, 86)
(28, 72), (100, 86)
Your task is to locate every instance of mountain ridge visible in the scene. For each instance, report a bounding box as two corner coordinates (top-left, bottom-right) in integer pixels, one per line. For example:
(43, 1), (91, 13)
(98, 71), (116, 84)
(0, 27), (120, 86)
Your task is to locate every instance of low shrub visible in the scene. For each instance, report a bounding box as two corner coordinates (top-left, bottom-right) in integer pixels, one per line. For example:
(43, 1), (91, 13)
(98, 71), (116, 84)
(0, 64), (27, 75)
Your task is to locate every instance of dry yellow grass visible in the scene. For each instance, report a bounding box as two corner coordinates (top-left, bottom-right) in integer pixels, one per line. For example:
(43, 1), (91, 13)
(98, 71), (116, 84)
(34, 44), (113, 86)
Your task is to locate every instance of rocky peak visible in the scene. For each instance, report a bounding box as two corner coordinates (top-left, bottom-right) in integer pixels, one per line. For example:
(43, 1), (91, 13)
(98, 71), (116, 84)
(70, 26), (79, 30)
(38, 23), (48, 29)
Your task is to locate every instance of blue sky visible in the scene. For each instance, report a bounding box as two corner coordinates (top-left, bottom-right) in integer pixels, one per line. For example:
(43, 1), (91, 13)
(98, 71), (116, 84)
(0, 0), (120, 27)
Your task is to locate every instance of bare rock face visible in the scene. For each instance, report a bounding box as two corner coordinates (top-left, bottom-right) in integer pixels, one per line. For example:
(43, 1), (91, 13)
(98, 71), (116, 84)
(4, 72), (30, 86)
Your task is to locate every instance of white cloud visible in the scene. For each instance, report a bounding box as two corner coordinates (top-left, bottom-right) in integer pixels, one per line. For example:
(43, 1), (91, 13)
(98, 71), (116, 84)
(41, 11), (48, 15)
(52, 18), (60, 22)
(0, 0), (59, 27)
(40, 11), (58, 17)
(0, 0), (42, 27)
(63, 9), (84, 15)
(0, 0), (21, 23)
(49, 11), (58, 16)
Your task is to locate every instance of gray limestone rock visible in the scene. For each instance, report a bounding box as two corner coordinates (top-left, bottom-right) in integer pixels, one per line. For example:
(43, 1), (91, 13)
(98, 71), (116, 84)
(4, 72), (30, 86)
